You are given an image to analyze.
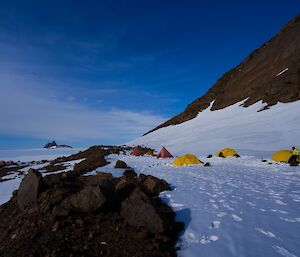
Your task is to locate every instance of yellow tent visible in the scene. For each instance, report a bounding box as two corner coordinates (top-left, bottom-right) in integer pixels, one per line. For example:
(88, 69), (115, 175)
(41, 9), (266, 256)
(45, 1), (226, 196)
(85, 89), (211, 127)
(216, 148), (239, 158)
(146, 149), (154, 156)
(173, 154), (203, 166)
(272, 150), (292, 163)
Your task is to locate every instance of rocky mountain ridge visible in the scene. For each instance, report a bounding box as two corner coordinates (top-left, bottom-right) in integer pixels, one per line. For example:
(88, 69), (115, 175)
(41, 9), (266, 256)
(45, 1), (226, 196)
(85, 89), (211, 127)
(146, 14), (300, 135)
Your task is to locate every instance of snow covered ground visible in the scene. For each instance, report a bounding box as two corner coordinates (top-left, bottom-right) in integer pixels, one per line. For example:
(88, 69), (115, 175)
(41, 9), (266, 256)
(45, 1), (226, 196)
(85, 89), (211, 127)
(1, 149), (300, 257)
(0, 149), (84, 205)
(0, 148), (82, 162)
(129, 100), (300, 156)
(94, 153), (300, 257)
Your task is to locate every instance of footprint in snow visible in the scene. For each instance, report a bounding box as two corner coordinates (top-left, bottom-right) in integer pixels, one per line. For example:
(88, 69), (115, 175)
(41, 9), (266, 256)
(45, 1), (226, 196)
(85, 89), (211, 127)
(272, 245), (297, 257)
(210, 221), (221, 229)
(216, 212), (227, 217)
(255, 228), (276, 238)
(232, 214), (243, 222)
(247, 201), (256, 207)
(200, 235), (219, 244)
(275, 200), (287, 206)
(280, 217), (297, 223)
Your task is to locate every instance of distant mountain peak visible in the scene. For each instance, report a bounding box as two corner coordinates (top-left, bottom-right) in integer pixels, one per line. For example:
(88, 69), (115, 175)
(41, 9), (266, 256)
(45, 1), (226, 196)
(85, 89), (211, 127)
(44, 141), (72, 149)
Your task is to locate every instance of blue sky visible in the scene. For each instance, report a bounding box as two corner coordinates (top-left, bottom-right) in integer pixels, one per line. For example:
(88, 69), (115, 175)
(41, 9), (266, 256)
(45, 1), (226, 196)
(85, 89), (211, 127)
(0, 0), (299, 149)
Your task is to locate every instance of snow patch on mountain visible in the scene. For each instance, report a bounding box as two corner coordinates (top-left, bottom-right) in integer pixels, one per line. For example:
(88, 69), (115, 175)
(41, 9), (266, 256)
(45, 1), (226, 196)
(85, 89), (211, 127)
(129, 100), (300, 156)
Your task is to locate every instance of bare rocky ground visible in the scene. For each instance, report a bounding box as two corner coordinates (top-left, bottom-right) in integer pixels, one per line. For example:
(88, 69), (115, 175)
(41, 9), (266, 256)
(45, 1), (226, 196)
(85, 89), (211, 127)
(0, 146), (183, 257)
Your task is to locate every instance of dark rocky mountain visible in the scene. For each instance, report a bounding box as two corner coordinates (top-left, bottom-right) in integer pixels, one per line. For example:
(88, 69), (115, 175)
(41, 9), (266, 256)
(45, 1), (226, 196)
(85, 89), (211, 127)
(44, 141), (72, 149)
(146, 14), (300, 135)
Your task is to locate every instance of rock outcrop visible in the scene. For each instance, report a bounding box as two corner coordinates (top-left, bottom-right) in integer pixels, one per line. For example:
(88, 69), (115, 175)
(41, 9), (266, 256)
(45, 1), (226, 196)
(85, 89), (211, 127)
(0, 166), (183, 257)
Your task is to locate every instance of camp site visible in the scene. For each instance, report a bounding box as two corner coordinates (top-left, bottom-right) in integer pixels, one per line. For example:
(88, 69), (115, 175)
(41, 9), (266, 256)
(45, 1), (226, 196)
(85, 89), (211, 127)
(0, 2), (300, 257)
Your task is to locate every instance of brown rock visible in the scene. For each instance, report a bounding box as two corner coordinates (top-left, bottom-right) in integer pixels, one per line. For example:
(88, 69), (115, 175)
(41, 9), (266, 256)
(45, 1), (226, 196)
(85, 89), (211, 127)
(123, 169), (137, 178)
(115, 179), (136, 202)
(52, 221), (60, 232)
(63, 186), (107, 213)
(81, 173), (113, 186)
(17, 169), (47, 211)
(114, 160), (128, 169)
(142, 176), (170, 195)
(121, 188), (165, 233)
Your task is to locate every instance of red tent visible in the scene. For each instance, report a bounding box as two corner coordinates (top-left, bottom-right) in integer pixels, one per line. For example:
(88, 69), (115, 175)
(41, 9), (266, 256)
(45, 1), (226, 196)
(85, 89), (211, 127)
(131, 147), (142, 156)
(157, 147), (174, 158)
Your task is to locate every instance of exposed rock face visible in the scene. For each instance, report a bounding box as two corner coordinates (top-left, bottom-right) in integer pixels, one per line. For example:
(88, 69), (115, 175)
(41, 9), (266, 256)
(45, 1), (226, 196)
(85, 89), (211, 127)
(44, 140), (72, 149)
(44, 140), (58, 148)
(146, 14), (300, 135)
(17, 169), (47, 210)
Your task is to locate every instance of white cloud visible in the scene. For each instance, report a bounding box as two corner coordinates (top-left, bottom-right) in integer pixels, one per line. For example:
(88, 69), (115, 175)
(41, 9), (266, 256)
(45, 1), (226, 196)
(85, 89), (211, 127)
(0, 72), (165, 144)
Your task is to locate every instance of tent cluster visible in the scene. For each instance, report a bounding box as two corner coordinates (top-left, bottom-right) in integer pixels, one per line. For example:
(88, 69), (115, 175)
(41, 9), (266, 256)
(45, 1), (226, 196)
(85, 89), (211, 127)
(130, 146), (300, 167)
(130, 146), (242, 167)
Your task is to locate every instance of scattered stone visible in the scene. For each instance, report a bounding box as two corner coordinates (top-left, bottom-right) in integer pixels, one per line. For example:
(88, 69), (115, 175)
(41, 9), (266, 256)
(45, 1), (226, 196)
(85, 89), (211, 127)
(204, 162), (211, 167)
(123, 169), (137, 178)
(114, 160), (128, 168)
(52, 221), (60, 232)
(207, 154), (213, 158)
(142, 175), (170, 195)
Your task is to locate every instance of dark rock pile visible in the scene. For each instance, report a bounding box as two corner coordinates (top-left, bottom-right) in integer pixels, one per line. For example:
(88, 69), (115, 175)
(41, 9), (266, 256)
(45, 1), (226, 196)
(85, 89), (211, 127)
(0, 167), (183, 257)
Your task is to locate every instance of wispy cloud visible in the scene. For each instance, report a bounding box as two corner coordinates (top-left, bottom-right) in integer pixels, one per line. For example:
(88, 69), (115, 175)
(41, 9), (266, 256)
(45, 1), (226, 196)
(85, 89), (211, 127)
(0, 72), (165, 144)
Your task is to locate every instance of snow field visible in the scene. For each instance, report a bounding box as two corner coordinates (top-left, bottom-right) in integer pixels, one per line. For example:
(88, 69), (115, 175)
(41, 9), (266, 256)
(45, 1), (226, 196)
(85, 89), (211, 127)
(99, 154), (300, 257)
(1, 150), (300, 257)
(129, 100), (300, 155)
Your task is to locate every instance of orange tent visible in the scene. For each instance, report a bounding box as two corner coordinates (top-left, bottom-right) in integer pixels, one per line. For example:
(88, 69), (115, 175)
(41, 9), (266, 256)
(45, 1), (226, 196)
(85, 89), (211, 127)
(157, 147), (174, 158)
(131, 147), (143, 156)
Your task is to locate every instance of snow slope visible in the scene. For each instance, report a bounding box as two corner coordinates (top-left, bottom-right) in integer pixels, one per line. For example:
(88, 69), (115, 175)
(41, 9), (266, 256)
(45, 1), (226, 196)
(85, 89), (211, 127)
(96, 154), (300, 257)
(129, 100), (300, 156)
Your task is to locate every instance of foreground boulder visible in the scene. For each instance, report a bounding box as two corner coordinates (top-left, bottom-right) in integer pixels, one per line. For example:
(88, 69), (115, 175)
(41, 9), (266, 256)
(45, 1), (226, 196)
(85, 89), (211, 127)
(17, 169), (47, 210)
(121, 188), (165, 233)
